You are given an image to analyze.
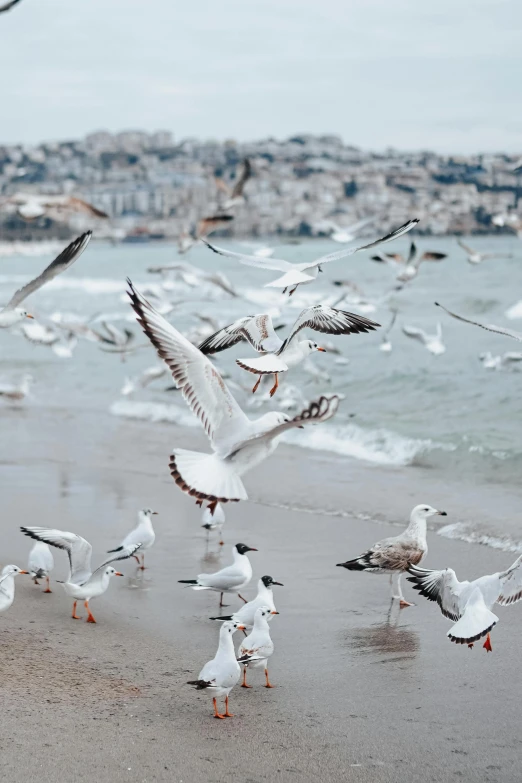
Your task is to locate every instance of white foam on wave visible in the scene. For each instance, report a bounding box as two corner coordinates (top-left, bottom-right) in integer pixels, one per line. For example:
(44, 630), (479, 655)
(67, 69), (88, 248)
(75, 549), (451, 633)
(438, 522), (522, 554)
(284, 420), (453, 466)
(0, 275), (127, 294)
(110, 399), (198, 428)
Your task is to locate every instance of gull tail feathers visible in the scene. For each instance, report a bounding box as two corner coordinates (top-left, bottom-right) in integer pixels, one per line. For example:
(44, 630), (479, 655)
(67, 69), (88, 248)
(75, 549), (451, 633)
(107, 546), (124, 553)
(170, 449), (248, 504)
(336, 558), (367, 571)
(447, 591), (498, 645)
(209, 615), (232, 621)
(236, 354), (288, 375)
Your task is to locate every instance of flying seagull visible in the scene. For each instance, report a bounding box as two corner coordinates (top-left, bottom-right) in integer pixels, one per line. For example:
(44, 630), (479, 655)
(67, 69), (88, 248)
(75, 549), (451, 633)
(0, 231), (92, 328)
(436, 302), (522, 342)
(215, 159), (252, 210)
(457, 239), (513, 265)
(203, 219), (419, 296)
(1, 193), (107, 221)
(126, 280), (340, 513)
(199, 306), (379, 396)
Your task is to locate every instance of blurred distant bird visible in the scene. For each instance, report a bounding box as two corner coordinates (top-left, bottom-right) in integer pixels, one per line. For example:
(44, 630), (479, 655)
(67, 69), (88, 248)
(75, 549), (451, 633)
(457, 239), (513, 265)
(436, 302), (522, 343)
(202, 503), (226, 546)
(176, 215), (235, 255)
(148, 261), (238, 298)
(479, 351), (522, 371)
(199, 305), (378, 397)
(0, 373), (33, 401)
(1, 193), (107, 221)
(0, 0), (22, 14)
(28, 541), (54, 593)
(402, 322), (445, 355)
(216, 159), (252, 211)
(323, 216), (376, 243)
(379, 310), (398, 354)
(372, 241), (446, 283)
(204, 220), (418, 296)
(0, 231), (91, 328)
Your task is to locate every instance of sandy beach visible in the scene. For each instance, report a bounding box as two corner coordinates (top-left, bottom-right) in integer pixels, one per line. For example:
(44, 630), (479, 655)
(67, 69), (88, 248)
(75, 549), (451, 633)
(0, 406), (520, 783)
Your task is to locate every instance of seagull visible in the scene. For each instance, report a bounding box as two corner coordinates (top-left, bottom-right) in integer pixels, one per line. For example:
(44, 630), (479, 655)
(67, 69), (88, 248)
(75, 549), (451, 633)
(0, 231), (92, 328)
(407, 554), (522, 651)
(1, 193), (107, 221)
(126, 280), (340, 512)
(436, 302), (522, 342)
(20, 526), (141, 623)
(457, 239), (513, 265)
(215, 158), (252, 211)
(402, 323), (445, 355)
(336, 504), (446, 607)
(108, 508), (157, 570)
(237, 606), (276, 688)
(202, 502), (226, 546)
(203, 220), (418, 296)
(28, 541), (54, 593)
(0, 0), (23, 15)
(147, 262), (238, 298)
(198, 306), (379, 397)
(187, 620), (246, 719)
(91, 321), (137, 360)
(0, 373), (33, 401)
(20, 320), (78, 358)
(372, 241), (447, 283)
(179, 543), (257, 607)
(323, 216), (376, 243)
(0, 566), (28, 613)
(120, 364), (167, 396)
(209, 575), (283, 629)
(379, 310), (398, 353)
(177, 215), (235, 255)
(479, 351), (522, 370)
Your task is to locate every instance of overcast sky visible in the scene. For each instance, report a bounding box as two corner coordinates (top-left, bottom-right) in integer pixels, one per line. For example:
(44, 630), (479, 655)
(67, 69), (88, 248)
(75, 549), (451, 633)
(0, 0), (520, 152)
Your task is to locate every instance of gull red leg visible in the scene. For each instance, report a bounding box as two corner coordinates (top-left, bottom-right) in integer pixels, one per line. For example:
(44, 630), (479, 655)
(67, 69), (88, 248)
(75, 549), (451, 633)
(252, 376), (262, 394)
(71, 601), (81, 620)
(237, 593), (248, 603)
(241, 668), (252, 688)
(139, 553), (146, 571)
(44, 576), (52, 593)
(133, 555), (140, 564)
(224, 695), (234, 717)
(269, 374), (279, 397)
(483, 633), (493, 652)
(84, 600), (96, 623)
(213, 697), (225, 719)
(264, 668), (274, 688)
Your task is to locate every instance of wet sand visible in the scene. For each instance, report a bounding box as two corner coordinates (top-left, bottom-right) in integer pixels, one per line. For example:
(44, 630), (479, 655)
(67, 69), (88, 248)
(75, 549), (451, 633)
(2, 407), (522, 782)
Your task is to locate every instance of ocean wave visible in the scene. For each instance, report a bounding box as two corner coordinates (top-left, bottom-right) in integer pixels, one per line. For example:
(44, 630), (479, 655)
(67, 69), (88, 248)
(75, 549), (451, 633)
(437, 522), (522, 554)
(111, 399), (452, 468)
(0, 275), (128, 294)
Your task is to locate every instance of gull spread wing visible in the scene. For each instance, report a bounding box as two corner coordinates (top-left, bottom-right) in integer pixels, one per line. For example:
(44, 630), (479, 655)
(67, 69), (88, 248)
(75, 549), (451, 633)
(89, 543), (142, 580)
(420, 251), (447, 262)
(457, 239), (476, 256)
(202, 240), (294, 272)
(497, 555), (522, 606)
(230, 395), (340, 455)
(127, 280), (250, 450)
(0, 0), (22, 13)
(305, 219), (419, 268)
(199, 314), (282, 355)
(21, 526), (93, 584)
(66, 196), (108, 218)
(406, 565), (463, 620)
(407, 242), (417, 264)
(435, 302), (522, 342)
(282, 305), (379, 349)
(3, 231), (92, 311)
(231, 158), (252, 199)
(196, 214), (234, 238)
(402, 324), (429, 344)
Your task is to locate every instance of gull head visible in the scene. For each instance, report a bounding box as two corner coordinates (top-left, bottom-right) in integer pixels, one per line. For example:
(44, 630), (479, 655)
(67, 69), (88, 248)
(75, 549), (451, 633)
(221, 620), (246, 636)
(261, 575), (284, 588)
(105, 566), (124, 578)
(255, 605), (279, 620)
(141, 508), (158, 518)
(13, 308), (34, 323)
(302, 339), (326, 356)
(1, 565), (28, 577)
(235, 543), (258, 555)
(411, 504), (447, 522)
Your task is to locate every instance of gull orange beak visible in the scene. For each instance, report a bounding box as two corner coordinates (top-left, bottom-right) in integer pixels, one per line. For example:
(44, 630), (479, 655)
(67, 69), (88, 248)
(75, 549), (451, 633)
(26, 314), (34, 319)
(115, 571), (124, 576)
(317, 346), (327, 352)
(237, 624), (246, 630)
(19, 570), (29, 574)
(271, 610), (279, 615)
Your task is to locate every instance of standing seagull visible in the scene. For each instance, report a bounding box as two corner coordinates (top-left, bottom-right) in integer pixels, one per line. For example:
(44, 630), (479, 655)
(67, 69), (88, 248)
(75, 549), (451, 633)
(407, 554), (522, 651)
(237, 606), (276, 688)
(28, 541), (54, 593)
(108, 508), (157, 570)
(187, 620), (246, 719)
(127, 281), (340, 512)
(20, 526), (140, 623)
(202, 502), (226, 546)
(210, 575), (283, 628)
(199, 306), (379, 397)
(179, 543), (257, 607)
(436, 302), (522, 343)
(457, 239), (513, 265)
(0, 566), (28, 613)
(203, 220), (418, 296)
(0, 231), (92, 328)
(336, 504), (446, 607)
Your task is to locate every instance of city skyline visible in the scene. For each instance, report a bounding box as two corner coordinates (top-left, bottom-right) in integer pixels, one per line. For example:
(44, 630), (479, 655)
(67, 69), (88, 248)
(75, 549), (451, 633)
(0, 0), (520, 154)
